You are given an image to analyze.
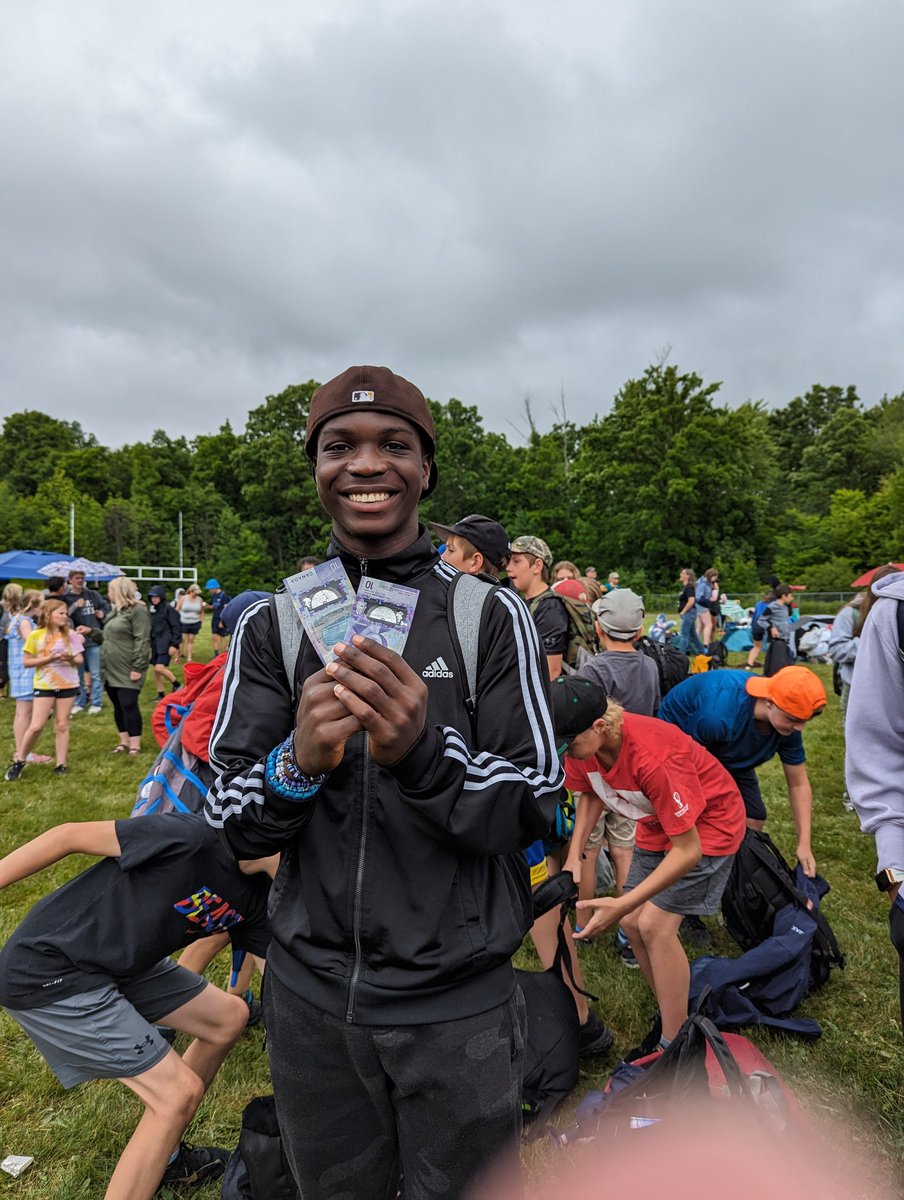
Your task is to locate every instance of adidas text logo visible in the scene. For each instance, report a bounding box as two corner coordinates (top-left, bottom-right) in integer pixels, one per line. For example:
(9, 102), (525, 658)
(422, 656), (454, 679)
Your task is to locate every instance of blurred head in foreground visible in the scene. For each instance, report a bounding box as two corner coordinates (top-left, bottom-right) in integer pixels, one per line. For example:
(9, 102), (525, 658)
(471, 1105), (892, 1200)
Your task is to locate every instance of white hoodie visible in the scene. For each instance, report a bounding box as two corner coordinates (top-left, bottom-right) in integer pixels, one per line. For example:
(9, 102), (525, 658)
(845, 571), (904, 873)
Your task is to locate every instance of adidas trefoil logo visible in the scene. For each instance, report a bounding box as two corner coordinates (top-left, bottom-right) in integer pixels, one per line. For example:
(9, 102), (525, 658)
(422, 656), (454, 679)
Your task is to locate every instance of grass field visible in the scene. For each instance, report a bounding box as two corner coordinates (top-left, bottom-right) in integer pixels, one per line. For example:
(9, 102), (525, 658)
(0, 631), (902, 1196)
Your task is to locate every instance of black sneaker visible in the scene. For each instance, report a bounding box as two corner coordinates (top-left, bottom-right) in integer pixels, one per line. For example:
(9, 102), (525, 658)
(578, 1011), (615, 1058)
(52, 764), (69, 776)
(159, 1142), (229, 1188)
(241, 988), (264, 1028)
(615, 929), (639, 969)
(679, 914), (712, 948)
(156, 692), (165, 701)
(5, 759), (26, 782)
(625, 1013), (663, 1062)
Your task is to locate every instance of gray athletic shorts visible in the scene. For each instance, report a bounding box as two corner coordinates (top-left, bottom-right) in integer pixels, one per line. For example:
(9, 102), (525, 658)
(624, 848), (735, 916)
(3, 958), (207, 1088)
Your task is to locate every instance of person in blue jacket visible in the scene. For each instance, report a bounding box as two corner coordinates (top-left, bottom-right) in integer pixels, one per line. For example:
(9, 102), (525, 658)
(658, 666), (826, 877)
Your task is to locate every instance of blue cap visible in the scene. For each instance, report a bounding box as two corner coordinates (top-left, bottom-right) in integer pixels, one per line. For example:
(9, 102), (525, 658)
(205, 578), (220, 589)
(221, 590), (271, 634)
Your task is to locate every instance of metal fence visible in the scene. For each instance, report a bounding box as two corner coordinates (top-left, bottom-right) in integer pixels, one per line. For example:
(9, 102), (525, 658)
(118, 564), (199, 584)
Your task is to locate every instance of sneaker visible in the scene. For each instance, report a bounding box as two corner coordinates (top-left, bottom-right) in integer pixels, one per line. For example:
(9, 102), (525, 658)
(5, 759), (26, 782)
(87, 705), (103, 715)
(52, 764), (69, 776)
(71, 705), (85, 715)
(679, 914), (712, 948)
(625, 1013), (663, 1062)
(159, 1142), (229, 1188)
(241, 988), (264, 1028)
(573, 924), (596, 947)
(578, 1011), (615, 1058)
(615, 929), (639, 969)
(156, 692), (165, 702)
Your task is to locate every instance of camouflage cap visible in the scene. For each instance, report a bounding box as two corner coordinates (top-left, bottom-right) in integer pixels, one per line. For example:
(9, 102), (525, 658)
(510, 535), (553, 567)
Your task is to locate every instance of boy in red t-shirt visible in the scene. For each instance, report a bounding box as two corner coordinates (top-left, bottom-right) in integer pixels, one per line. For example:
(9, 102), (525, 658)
(552, 676), (745, 1044)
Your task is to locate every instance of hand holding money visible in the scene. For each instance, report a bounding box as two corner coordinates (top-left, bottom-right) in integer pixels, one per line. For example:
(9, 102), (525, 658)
(293, 669), (364, 776)
(326, 636), (428, 767)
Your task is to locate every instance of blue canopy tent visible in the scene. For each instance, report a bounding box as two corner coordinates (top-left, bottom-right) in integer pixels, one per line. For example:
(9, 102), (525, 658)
(0, 551), (122, 582)
(0, 550), (75, 579)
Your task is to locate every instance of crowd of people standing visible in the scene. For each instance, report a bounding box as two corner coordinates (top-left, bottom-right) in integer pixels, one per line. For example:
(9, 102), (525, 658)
(1, 575), (230, 780)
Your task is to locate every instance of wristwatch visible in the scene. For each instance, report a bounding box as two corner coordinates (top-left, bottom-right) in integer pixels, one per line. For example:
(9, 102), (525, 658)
(875, 867), (904, 892)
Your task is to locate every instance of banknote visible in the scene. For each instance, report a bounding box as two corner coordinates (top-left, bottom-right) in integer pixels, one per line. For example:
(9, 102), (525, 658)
(283, 558), (356, 664)
(344, 576), (419, 657)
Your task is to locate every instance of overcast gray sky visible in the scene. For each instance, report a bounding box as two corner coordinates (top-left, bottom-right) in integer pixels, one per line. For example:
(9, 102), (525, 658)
(2, 1), (903, 446)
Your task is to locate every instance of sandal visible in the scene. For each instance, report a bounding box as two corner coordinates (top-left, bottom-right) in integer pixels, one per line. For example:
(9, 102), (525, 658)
(128, 747), (142, 756)
(111, 745), (128, 754)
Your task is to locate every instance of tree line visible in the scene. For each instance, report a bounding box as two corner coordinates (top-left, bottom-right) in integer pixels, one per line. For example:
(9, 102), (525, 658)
(1, 363), (901, 595)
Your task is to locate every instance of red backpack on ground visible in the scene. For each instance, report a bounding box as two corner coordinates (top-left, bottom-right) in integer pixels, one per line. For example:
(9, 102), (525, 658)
(134, 655), (229, 817)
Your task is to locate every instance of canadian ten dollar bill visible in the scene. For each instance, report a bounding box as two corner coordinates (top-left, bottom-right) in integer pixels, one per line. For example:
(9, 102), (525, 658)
(344, 576), (419, 657)
(283, 558), (356, 665)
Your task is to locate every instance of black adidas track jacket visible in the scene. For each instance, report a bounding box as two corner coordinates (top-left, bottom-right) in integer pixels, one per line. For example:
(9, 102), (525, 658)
(205, 529), (562, 1025)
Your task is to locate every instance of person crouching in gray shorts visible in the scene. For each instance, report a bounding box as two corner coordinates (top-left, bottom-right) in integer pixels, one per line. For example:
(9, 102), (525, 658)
(0, 812), (275, 1200)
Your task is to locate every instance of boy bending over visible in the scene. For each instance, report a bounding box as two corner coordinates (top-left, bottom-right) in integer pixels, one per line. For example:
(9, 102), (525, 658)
(551, 676), (745, 1045)
(0, 813), (274, 1199)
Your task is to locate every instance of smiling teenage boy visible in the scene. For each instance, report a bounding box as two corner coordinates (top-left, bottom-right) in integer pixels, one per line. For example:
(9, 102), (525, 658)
(205, 365), (561, 1199)
(552, 675), (745, 1045)
(657, 666), (826, 876)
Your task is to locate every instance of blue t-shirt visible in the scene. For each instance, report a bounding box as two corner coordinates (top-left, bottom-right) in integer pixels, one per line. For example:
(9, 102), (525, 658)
(657, 670), (805, 771)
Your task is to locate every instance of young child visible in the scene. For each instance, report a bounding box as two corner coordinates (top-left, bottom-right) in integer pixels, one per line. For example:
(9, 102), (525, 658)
(570, 589), (660, 963)
(551, 675), (745, 1046)
(8, 598), (84, 779)
(745, 588), (775, 670)
(0, 812), (274, 1199)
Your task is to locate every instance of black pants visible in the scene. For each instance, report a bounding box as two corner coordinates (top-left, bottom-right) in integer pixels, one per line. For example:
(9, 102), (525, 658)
(729, 767), (767, 823)
(264, 971), (526, 1200)
(105, 684), (142, 737)
(890, 896), (904, 1034)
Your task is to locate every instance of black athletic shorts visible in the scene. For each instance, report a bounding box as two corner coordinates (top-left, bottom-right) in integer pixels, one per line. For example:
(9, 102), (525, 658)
(729, 767), (766, 823)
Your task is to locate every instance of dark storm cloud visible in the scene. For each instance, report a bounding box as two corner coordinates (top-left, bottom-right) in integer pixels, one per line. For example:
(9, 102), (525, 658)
(1, 0), (903, 446)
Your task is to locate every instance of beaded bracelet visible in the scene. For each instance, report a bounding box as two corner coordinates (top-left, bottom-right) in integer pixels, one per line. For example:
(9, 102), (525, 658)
(265, 734), (328, 802)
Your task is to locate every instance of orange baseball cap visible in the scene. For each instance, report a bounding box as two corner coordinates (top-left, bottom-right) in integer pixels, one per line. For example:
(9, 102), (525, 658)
(745, 666), (827, 720)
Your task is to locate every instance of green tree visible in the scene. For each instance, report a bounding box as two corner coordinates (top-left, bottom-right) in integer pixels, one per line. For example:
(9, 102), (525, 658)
(0, 412), (98, 496)
(202, 506), (277, 593)
(766, 384), (859, 472)
(793, 405), (878, 513)
(16, 469), (106, 557)
(234, 382), (329, 571)
(419, 399), (516, 529)
(189, 422), (243, 511)
(570, 363), (776, 585)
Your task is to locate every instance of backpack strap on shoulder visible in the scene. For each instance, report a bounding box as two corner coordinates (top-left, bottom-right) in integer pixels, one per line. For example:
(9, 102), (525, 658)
(272, 590), (303, 704)
(445, 571), (496, 740)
